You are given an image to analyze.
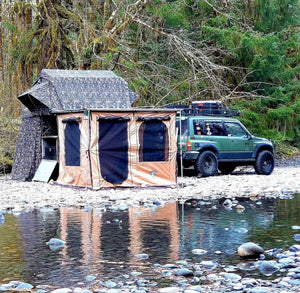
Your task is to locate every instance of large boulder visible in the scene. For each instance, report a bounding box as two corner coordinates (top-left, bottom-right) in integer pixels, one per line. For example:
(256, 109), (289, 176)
(238, 242), (264, 258)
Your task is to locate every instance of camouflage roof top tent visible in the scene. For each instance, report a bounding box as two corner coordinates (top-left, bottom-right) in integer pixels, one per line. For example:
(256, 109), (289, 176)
(12, 69), (137, 181)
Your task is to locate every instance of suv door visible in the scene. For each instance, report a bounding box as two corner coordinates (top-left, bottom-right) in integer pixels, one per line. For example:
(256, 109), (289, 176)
(224, 121), (254, 160)
(200, 120), (229, 157)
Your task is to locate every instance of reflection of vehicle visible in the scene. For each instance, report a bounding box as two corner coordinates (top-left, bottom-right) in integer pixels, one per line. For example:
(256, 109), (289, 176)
(177, 115), (275, 177)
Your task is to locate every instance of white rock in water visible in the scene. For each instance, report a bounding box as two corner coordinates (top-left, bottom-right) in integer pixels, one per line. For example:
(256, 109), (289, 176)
(135, 253), (149, 259)
(46, 238), (66, 250)
(238, 242), (264, 258)
(192, 249), (207, 255)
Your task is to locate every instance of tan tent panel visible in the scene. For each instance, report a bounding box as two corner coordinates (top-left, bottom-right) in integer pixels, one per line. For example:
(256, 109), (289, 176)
(56, 109), (177, 189)
(56, 112), (92, 188)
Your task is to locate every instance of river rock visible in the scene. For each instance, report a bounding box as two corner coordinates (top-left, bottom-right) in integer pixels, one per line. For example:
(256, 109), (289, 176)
(46, 238), (66, 250)
(223, 199), (232, 209)
(288, 279), (300, 285)
(191, 249), (207, 255)
(16, 282), (34, 289)
(187, 285), (204, 292)
(199, 260), (218, 270)
(158, 287), (181, 293)
(135, 253), (149, 259)
(219, 272), (242, 282)
(175, 268), (194, 277)
(247, 287), (272, 293)
(118, 204), (128, 211)
(293, 234), (300, 241)
(289, 244), (300, 252)
(85, 275), (96, 282)
(105, 281), (117, 288)
(238, 242), (264, 258)
(51, 289), (72, 293)
(257, 261), (280, 276)
(0, 214), (4, 224)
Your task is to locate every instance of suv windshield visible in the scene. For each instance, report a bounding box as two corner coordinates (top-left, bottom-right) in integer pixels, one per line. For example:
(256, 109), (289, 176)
(224, 122), (248, 137)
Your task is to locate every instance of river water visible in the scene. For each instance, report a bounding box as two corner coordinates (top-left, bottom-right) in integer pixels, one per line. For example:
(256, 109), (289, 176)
(0, 194), (299, 288)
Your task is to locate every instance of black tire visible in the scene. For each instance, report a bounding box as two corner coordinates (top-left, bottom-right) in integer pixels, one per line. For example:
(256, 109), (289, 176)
(254, 150), (274, 175)
(218, 163), (236, 174)
(195, 150), (218, 177)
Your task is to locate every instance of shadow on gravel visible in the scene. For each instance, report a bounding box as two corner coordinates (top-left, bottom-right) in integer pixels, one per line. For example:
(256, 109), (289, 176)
(181, 166), (256, 177)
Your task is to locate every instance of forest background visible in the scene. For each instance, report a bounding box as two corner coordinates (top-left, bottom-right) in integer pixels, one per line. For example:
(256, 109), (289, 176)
(0, 0), (299, 170)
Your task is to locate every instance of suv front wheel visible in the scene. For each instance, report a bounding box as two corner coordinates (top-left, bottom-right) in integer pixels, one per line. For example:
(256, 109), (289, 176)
(254, 150), (274, 175)
(195, 150), (218, 177)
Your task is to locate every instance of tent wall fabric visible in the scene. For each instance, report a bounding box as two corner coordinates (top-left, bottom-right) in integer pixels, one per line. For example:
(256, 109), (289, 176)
(12, 69), (137, 181)
(56, 110), (177, 189)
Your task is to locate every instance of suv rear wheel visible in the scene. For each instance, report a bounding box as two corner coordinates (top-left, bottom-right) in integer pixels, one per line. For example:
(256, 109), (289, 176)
(218, 163), (236, 174)
(195, 150), (218, 177)
(254, 150), (274, 175)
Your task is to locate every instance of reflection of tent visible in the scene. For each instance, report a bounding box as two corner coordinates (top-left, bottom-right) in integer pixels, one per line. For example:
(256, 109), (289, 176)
(12, 69), (177, 188)
(55, 109), (177, 189)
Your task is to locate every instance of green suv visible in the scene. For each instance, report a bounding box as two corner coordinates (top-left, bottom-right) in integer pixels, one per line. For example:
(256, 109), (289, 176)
(177, 115), (275, 177)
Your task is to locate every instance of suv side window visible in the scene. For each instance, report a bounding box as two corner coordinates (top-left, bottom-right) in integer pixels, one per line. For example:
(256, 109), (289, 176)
(224, 122), (247, 137)
(193, 119), (206, 135)
(204, 121), (226, 136)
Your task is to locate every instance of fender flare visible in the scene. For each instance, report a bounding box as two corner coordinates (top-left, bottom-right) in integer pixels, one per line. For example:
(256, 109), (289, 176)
(197, 143), (219, 158)
(253, 144), (274, 159)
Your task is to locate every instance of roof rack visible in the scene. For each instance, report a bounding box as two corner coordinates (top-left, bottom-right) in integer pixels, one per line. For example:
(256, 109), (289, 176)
(166, 101), (240, 117)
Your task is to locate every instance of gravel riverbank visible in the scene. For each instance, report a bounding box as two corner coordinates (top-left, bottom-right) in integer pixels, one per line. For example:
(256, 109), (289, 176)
(0, 159), (299, 212)
(0, 158), (299, 293)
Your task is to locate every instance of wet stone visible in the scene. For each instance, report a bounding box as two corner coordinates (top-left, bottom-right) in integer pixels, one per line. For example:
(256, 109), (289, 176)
(187, 285), (204, 292)
(105, 281), (117, 288)
(46, 238), (66, 250)
(85, 275), (96, 282)
(163, 264), (178, 269)
(158, 287), (182, 293)
(288, 279), (300, 285)
(175, 268), (194, 277)
(191, 249), (207, 255)
(16, 282), (34, 289)
(278, 257), (296, 267)
(219, 272), (242, 282)
(293, 234), (300, 241)
(247, 287), (272, 293)
(237, 261), (257, 271)
(292, 273), (300, 279)
(258, 261), (280, 276)
(289, 244), (300, 252)
(199, 260), (218, 270)
(135, 253), (149, 259)
(51, 289), (72, 293)
(238, 242), (264, 258)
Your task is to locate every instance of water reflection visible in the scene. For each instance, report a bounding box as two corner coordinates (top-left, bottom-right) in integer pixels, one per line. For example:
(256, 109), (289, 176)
(0, 194), (299, 287)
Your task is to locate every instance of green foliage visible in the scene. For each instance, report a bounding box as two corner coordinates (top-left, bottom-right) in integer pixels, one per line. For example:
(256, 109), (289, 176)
(253, 0), (300, 33)
(1, 0), (299, 162)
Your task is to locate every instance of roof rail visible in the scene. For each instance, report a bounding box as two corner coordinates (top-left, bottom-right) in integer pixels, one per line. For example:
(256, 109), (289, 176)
(166, 103), (240, 117)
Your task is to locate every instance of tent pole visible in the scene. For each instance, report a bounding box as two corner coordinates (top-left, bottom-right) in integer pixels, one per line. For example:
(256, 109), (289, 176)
(179, 110), (184, 188)
(85, 109), (90, 190)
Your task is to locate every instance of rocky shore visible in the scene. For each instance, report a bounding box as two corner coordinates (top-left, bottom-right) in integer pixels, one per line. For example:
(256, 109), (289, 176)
(0, 157), (299, 293)
(0, 158), (299, 212)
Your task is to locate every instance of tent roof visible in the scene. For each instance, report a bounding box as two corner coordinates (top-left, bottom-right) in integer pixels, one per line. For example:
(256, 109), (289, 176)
(18, 69), (137, 112)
